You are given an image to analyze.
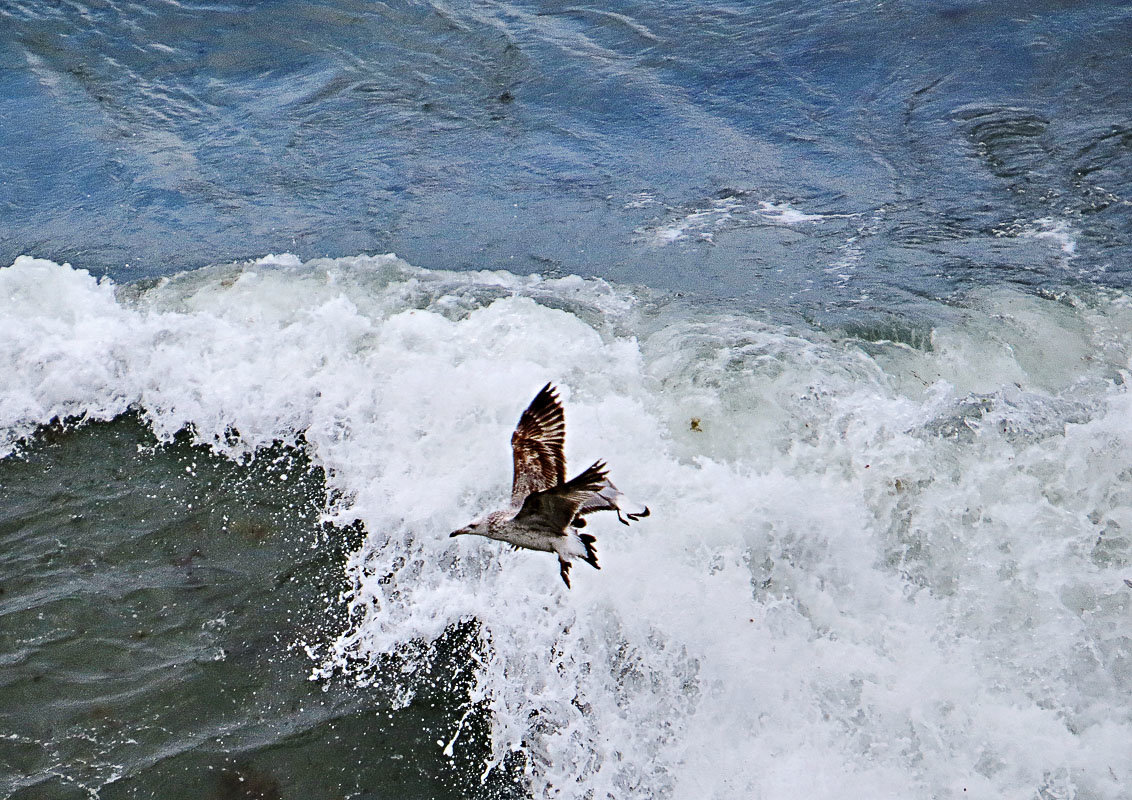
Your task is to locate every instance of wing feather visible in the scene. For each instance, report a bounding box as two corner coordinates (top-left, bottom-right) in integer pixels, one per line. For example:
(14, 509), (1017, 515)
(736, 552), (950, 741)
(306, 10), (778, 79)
(511, 382), (566, 504)
(514, 461), (608, 531)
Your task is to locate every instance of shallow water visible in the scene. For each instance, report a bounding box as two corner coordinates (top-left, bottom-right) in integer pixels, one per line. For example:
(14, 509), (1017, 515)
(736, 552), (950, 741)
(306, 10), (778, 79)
(3, 1), (1132, 798)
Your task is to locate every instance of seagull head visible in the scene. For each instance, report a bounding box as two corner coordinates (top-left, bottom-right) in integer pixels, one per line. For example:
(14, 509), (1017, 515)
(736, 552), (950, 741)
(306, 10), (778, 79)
(450, 518), (486, 538)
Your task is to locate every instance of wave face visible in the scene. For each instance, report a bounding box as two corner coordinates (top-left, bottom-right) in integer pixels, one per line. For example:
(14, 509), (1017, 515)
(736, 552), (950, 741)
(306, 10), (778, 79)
(2, 255), (1131, 798)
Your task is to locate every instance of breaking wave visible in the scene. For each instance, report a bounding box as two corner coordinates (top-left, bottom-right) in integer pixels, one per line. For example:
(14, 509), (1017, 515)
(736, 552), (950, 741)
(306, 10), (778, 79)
(2, 254), (1130, 799)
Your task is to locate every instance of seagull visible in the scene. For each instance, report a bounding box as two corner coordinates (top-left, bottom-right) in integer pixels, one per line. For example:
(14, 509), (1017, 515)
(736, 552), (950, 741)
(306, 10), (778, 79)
(450, 383), (649, 588)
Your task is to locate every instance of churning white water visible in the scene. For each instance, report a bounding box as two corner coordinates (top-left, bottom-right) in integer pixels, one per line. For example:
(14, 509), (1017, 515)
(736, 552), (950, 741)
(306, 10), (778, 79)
(1, 254), (1129, 799)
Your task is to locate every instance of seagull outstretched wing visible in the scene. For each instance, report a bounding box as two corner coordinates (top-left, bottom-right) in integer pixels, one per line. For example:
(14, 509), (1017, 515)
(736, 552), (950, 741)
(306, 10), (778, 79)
(511, 382), (566, 505)
(514, 460), (609, 531)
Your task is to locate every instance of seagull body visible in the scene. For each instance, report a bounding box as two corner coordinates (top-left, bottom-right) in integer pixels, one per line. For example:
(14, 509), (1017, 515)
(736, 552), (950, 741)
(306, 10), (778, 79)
(450, 383), (648, 588)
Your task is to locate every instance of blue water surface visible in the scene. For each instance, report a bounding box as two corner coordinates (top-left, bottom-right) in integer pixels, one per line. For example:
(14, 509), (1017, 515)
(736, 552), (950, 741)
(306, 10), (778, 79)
(2, 0), (1131, 318)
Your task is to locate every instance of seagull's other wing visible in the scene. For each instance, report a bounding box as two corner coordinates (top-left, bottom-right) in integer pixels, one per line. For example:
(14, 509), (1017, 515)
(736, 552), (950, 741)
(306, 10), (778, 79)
(575, 480), (623, 516)
(511, 382), (566, 505)
(514, 461), (608, 531)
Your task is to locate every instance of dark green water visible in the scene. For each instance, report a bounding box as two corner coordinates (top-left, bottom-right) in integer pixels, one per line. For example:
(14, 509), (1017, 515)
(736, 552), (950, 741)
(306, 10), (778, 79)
(0, 416), (518, 799)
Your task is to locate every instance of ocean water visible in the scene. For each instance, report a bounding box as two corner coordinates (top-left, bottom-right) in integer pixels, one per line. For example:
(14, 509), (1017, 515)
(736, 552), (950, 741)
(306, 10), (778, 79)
(3, 2), (1132, 799)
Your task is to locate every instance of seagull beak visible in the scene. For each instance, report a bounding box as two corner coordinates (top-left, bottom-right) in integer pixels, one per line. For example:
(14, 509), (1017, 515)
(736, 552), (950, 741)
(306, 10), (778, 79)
(450, 527), (468, 537)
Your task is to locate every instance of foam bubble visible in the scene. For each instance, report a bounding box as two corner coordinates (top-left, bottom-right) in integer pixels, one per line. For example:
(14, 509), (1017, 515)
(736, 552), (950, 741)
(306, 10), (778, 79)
(2, 254), (1129, 799)
(756, 200), (827, 224)
(1026, 217), (1079, 257)
(642, 196), (745, 245)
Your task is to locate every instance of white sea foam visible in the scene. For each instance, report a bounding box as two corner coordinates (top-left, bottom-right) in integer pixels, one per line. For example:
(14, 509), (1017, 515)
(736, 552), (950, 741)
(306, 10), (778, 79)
(643, 196), (745, 245)
(755, 200), (827, 224)
(1025, 217), (1079, 257)
(641, 197), (840, 247)
(2, 254), (1131, 799)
